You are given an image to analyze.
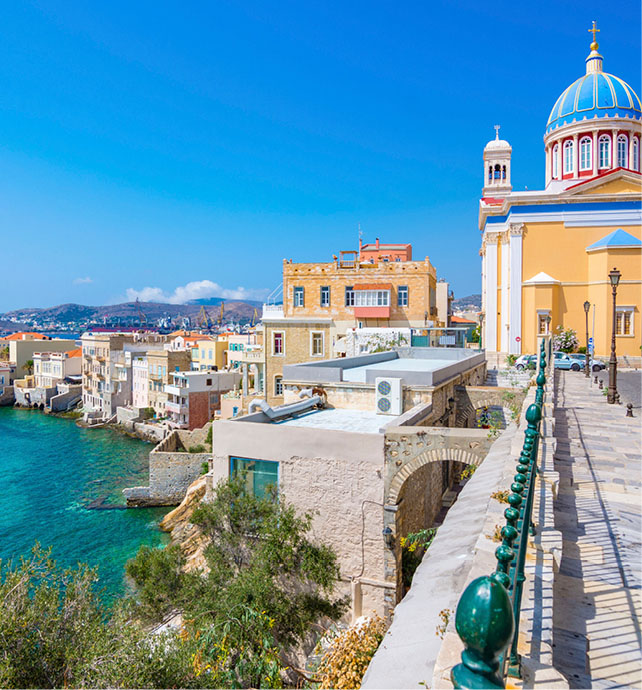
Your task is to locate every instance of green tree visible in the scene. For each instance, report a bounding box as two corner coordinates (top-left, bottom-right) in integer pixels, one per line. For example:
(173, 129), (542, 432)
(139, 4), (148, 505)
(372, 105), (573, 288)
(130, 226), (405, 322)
(22, 359), (34, 375)
(126, 476), (347, 687)
(0, 545), (205, 689)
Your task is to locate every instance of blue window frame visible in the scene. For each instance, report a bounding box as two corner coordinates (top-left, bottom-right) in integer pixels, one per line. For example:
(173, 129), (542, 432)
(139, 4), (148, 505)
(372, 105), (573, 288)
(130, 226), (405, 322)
(398, 285), (409, 307)
(230, 457), (279, 497)
(294, 286), (304, 307)
(320, 286), (330, 307)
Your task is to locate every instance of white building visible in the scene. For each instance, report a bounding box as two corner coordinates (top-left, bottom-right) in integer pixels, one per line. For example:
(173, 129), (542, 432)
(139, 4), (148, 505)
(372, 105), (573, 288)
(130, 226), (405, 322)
(132, 354), (149, 409)
(33, 349), (82, 389)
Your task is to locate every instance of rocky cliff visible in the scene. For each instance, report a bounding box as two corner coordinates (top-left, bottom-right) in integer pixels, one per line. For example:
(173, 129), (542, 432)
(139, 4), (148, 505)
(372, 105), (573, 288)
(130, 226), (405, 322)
(159, 474), (208, 572)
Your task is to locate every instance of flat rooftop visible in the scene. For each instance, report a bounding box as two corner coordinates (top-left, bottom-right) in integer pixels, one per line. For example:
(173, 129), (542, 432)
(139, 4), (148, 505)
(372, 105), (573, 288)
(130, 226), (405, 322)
(283, 347), (485, 388)
(343, 357), (454, 383)
(275, 408), (395, 434)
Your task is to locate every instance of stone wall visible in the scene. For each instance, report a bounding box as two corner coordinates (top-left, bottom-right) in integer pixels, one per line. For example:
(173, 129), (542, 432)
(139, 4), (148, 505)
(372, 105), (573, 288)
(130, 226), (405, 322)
(0, 386), (15, 406)
(50, 385), (82, 412)
(124, 424), (212, 506)
(116, 406), (143, 428)
(209, 419), (388, 616)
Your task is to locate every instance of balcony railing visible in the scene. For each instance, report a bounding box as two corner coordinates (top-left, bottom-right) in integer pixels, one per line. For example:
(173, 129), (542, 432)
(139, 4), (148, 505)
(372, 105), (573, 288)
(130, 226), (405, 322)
(262, 303), (284, 319)
(450, 341), (548, 687)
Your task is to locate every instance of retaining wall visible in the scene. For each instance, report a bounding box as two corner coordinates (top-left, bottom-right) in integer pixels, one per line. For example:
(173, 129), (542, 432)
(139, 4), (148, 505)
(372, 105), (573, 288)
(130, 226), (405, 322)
(124, 424), (212, 506)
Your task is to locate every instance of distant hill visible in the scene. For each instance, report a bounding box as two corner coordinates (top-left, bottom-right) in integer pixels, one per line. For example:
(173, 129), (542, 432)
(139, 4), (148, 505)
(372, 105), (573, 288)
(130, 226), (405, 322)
(452, 294), (481, 311)
(0, 299), (263, 331)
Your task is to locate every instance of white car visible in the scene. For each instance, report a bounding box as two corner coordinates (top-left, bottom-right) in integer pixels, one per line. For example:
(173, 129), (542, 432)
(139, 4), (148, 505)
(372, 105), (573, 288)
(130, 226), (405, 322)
(514, 354), (536, 370)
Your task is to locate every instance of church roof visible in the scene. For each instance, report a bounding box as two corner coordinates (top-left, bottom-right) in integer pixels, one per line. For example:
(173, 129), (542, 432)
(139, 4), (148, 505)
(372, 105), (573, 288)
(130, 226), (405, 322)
(546, 38), (641, 134)
(524, 272), (560, 284)
(586, 228), (642, 251)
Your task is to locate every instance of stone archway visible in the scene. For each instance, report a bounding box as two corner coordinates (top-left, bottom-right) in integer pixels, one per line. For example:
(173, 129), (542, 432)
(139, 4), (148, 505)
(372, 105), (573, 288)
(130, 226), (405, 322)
(387, 446), (482, 506)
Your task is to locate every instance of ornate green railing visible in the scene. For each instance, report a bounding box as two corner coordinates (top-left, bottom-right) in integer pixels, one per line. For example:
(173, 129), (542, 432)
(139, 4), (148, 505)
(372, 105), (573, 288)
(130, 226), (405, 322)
(450, 340), (547, 689)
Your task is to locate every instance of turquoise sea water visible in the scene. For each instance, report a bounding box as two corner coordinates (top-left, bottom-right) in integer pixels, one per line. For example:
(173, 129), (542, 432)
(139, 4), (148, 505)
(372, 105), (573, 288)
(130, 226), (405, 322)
(0, 407), (170, 600)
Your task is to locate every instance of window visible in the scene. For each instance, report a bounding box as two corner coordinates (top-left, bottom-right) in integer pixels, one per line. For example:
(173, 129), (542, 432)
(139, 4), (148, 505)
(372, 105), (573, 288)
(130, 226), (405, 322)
(354, 290), (390, 307)
(488, 165), (492, 184)
(311, 331), (324, 356)
(633, 138), (640, 171)
(272, 331), (284, 355)
(493, 164), (501, 180)
(563, 140), (574, 174)
(274, 376), (283, 396)
(230, 457), (279, 498)
(320, 286), (330, 307)
(599, 135), (611, 168)
(537, 312), (550, 335)
(616, 308), (634, 336)
(617, 135), (628, 168)
(398, 285), (409, 307)
(552, 144), (559, 178)
(293, 286), (304, 307)
(579, 137), (592, 170)
(345, 286), (355, 306)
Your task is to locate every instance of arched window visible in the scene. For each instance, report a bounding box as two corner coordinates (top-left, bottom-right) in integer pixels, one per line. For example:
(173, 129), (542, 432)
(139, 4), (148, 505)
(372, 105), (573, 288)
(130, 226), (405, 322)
(493, 164), (501, 180)
(598, 135), (611, 168)
(633, 138), (640, 172)
(502, 165), (506, 180)
(617, 135), (628, 168)
(579, 137), (592, 171)
(552, 144), (559, 178)
(488, 166), (492, 183)
(563, 140), (574, 174)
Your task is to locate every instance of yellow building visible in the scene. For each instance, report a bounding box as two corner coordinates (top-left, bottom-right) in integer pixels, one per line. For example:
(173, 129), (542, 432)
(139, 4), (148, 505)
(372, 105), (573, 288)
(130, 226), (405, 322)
(480, 30), (641, 363)
(262, 241), (440, 403)
(191, 337), (228, 371)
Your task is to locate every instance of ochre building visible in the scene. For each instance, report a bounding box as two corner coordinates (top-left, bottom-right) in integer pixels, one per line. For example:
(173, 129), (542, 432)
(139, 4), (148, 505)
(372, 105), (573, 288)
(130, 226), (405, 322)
(480, 28), (641, 362)
(262, 241), (440, 403)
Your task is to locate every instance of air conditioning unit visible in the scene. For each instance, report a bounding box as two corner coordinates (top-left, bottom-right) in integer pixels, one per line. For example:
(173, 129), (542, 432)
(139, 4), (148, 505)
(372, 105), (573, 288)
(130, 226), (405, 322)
(375, 377), (403, 416)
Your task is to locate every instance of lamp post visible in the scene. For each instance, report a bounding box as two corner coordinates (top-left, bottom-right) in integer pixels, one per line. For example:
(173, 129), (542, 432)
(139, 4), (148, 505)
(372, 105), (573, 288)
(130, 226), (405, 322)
(583, 300), (591, 378)
(545, 314), (552, 364)
(479, 312), (485, 352)
(607, 267), (621, 404)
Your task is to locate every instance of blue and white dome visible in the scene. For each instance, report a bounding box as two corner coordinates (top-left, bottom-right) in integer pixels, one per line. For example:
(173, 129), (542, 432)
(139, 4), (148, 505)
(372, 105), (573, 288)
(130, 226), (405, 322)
(546, 46), (641, 134)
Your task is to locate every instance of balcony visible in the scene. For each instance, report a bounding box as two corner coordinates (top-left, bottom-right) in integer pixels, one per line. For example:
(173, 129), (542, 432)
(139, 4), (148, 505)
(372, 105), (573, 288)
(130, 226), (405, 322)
(165, 384), (182, 396)
(354, 306), (391, 318)
(166, 400), (188, 415)
(262, 303), (284, 319)
(233, 349), (265, 364)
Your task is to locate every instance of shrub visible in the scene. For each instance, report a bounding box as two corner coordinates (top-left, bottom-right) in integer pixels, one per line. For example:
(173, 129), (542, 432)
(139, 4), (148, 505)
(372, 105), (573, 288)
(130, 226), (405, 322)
(187, 444), (206, 454)
(201, 461), (209, 475)
(316, 616), (387, 689)
(506, 354), (517, 366)
(400, 528), (437, 588)
(552, 325), (579, 353)
(127, 476), (347, 687)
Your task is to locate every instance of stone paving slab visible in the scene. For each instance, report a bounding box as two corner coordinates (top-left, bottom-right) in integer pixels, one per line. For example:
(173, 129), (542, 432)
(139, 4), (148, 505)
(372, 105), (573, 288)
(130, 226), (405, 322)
(552, 372), (642, 689)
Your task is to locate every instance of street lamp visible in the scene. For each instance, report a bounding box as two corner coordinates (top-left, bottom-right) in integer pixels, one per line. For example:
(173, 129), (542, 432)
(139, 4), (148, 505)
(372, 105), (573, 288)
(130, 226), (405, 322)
(478, 312), (485, 351)
(545, 314), (552, 362)
(607, 268), (621, 403)
(583, 300), (591, 378)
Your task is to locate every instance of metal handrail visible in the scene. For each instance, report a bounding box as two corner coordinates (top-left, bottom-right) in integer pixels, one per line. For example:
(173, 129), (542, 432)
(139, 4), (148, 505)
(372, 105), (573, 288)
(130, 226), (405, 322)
(451, 339), (547, 689)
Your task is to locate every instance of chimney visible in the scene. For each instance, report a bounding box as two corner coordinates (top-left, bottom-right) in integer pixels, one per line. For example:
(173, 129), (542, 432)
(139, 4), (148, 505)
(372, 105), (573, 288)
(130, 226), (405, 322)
(376, 237), (380, 249)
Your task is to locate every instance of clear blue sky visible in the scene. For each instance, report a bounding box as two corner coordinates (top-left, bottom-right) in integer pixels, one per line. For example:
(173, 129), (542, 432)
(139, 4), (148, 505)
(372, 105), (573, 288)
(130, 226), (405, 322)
(2, 0), (640, 311)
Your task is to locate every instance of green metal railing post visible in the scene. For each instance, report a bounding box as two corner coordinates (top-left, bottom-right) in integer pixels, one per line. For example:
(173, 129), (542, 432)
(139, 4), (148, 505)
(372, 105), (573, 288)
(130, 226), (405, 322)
(451, 345), (546, 688)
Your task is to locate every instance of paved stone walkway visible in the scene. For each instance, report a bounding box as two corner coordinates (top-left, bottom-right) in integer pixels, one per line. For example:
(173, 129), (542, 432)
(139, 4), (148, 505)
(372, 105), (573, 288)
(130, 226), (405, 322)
(552, 371), (641, 689)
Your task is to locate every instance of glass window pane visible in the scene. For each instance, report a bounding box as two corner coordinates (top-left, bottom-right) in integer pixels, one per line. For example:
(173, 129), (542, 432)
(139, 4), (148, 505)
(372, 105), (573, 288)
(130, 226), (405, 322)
(230, 457), (279, 498)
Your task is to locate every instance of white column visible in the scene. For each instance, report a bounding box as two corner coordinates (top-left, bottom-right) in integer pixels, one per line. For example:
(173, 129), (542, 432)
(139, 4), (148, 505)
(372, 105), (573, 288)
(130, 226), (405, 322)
(612, 129), (618, 169)
(555, 139), (562, 180)
(484, 233), (498, 353)
(592, 130), (598, 176)
(500, 236), (509, 353)
(572, 134), (579, 179)
(508, 224), (524, 355)
(629, 133), (635, 171)
(545, 146), (551, 186)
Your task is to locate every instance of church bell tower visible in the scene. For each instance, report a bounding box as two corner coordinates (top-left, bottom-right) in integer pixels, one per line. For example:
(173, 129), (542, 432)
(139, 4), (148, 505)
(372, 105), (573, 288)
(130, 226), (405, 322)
(482, 125), (512, 197)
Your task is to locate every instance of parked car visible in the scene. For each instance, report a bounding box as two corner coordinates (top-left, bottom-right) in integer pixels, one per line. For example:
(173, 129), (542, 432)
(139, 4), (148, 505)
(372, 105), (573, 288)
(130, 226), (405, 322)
(553, 352), (575, 370)
(514, 354), (536, 370)
(568, 353), (607, 372)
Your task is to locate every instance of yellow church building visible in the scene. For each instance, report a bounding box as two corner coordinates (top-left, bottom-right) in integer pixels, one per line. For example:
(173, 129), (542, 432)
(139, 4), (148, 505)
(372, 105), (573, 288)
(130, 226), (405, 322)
(480, 27), (641, 364)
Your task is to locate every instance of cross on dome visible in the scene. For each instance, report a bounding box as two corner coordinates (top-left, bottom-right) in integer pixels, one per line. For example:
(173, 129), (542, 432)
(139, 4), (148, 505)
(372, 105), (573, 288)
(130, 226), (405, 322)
(588, 20), (600, 50)
(494, 125), (501, 139)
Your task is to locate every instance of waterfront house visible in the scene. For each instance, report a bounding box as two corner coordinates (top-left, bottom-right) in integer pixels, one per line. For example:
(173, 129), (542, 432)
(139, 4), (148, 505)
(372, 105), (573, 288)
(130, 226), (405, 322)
(165, 370), (241, 429)
(0, 332), (77, 375)
(132, 354), (149, 409)
(147, 348), (193, 418)
(191, 337), (228, 371)
(33, 348), (82, 389)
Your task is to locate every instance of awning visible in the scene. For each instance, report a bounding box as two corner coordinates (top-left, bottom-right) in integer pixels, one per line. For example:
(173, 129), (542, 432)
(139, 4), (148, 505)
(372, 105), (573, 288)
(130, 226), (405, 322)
(352, 283), (393, 290)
